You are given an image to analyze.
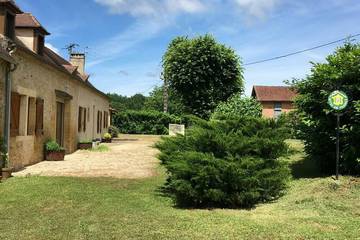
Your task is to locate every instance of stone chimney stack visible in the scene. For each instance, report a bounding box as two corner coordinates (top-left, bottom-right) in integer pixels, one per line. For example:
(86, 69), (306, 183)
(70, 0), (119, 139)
(70, 53), (85, 75)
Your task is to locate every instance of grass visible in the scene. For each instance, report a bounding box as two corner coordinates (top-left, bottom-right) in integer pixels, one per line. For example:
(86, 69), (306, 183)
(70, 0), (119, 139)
(88, 144), (110, 152)
(0, 140), (359, 240)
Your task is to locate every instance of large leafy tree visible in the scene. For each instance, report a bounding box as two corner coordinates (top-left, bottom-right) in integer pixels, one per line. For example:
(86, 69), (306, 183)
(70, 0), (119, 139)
(162, 34), (244, 118)
(291, 42), (360, 175)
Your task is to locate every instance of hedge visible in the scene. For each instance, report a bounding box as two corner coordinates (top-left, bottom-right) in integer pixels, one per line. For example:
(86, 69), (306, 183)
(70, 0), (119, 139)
(113, 110), (201, 135)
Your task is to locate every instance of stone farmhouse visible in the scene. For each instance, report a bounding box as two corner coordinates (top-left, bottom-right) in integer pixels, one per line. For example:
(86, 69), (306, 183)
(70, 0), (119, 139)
(252, 85), (297, 118)
(0, 0), (110, 170)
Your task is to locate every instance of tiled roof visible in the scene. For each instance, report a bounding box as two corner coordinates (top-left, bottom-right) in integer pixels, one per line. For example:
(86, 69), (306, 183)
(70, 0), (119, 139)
(252, 86), (297, 102)
(0, 0), (22, 13)
(15, 13), (50, 35)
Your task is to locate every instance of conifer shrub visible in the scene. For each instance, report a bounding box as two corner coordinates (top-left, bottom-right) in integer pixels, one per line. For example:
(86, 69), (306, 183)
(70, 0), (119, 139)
(156, 117), (290, 208)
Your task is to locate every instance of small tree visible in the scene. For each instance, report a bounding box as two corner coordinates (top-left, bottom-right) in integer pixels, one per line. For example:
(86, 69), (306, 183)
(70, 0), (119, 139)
(291, 42), (360, 175)
(212, 95), (262, 120)
(162, 34), (244, 119)
(144, 86), (185, 115)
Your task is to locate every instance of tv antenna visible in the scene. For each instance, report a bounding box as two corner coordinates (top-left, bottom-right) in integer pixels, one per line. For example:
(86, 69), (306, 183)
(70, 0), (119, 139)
(63, 43), (79, 55)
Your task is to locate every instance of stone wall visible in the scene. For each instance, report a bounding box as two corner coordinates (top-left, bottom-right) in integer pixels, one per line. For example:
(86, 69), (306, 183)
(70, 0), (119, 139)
(0, 59), (6, 137)
(9, 49), (110, 169)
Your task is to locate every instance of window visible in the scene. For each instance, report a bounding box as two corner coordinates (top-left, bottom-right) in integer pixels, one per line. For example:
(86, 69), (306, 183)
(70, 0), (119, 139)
(5, 12), (15, 40)
(103, 111), (109, 128)
(10, 93), (38, 137)
(10, 92), (20, 137)
(35, 98), (44, 135)
(274, 102), (282, 119)
(78, 106), (87, 132)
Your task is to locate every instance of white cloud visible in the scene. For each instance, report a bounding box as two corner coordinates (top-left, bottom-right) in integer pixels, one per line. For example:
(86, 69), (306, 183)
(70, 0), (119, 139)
(45, 43), (59, 54)
(88, 18), (167, 67)
(94, 0), (206, 17)
(234, 0), (280, 18)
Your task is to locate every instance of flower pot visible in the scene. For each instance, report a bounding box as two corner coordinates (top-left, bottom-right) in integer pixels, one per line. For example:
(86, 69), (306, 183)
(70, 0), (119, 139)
(46, 150), (65, 161)
(102, 138), (112, 143)
(1, 167), (14, 180)
(78, 143), (93, 150)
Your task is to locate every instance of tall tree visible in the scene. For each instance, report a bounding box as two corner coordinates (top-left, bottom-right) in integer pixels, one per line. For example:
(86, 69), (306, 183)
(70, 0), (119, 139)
(107, 93), (147, 112)
(291, 42), (360, 175)
(162, 34), (244, 118)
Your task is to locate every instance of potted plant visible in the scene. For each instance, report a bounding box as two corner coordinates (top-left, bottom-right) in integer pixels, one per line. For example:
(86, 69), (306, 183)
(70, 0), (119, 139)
(78, 140), (93, 150)
(45, 140), (65, 161)
(1, 138), (14, 180)
(102, 133), (112, 143)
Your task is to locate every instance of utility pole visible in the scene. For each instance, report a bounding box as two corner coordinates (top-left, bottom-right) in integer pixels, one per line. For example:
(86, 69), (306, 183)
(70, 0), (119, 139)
(162, 72), (169, 113)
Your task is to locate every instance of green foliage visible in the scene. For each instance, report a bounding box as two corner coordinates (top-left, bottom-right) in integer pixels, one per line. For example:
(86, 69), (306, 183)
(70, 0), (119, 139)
(144, 86), (185, 115)
(89, 144), (109, 152)
(108, 125), (120, 138)
(156, 117), (290, 208)
(290, 42), (360, 175)
(163, 34), (244, 119)
(0, 138), (8, 168)
(212, 95), (262, 120)
(276, 111), (302, 139)
(103, 133), (112, 140)
(113, 110), (181, 135)
(45, 140), (65, 152)
(107, 93), (146, 112)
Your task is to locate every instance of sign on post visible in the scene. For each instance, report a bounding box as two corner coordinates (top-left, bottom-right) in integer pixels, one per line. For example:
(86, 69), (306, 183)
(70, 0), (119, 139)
(328, 90), (348, 180)
(328, 90), (348, 111)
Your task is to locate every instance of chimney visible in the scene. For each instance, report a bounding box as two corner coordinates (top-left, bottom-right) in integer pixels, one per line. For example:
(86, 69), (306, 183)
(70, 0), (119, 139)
(70, 53), (85, 75)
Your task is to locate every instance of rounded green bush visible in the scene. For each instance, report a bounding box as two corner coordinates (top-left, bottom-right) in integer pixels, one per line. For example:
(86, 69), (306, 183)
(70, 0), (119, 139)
(156, 117), (290, 208)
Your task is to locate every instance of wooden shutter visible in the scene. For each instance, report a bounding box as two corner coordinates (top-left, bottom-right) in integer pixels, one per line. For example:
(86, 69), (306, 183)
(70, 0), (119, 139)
(103, 111), (106, 128)
(78, 107), (83, 132)
(97, 111), (100, 133)
(100, 111), (102, 133)
(10, 92), (20, 137)
(35, 98), (44, 135)
(83, 108), (87, 132)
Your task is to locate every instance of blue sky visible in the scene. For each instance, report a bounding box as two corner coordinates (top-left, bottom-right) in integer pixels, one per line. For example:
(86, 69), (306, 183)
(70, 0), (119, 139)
(15, 0), (360, 96)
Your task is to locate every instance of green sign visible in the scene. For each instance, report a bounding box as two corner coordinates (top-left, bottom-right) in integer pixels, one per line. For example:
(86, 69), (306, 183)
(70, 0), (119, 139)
(328, 90), (348, 111)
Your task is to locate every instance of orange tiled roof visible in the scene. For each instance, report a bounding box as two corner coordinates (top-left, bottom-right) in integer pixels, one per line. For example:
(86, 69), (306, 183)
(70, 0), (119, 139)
(252, 86), (297, 102)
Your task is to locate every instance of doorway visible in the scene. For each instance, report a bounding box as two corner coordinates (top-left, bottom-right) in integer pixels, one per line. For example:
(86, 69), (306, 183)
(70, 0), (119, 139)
(56, 101), (65, 146)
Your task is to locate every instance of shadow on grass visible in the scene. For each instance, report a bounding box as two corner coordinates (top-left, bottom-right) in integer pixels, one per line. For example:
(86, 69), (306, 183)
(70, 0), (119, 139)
(290, 156), (328, 179)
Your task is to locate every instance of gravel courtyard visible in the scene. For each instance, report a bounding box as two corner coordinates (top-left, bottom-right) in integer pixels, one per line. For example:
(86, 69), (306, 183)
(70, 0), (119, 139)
(14, 135), (161, 179)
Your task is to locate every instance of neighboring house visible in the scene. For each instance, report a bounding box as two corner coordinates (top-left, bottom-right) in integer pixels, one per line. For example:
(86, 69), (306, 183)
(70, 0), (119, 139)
(251, 85), (297, 118)
(0, 0), (111, 170)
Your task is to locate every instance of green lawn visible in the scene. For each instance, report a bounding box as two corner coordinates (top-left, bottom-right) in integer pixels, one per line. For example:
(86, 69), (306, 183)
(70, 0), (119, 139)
(0, 140), (359, 240)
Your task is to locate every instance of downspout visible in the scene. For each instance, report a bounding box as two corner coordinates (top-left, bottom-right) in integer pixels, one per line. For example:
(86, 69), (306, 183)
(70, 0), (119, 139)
(2, 62), (16, 169)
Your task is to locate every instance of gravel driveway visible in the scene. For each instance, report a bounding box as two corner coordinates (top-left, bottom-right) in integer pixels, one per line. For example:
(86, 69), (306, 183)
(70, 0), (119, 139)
(14, 135), (161, 179)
